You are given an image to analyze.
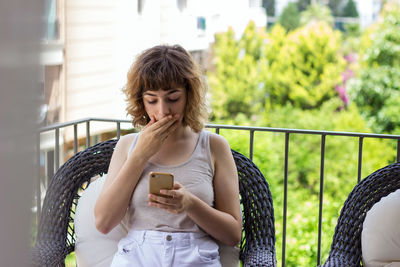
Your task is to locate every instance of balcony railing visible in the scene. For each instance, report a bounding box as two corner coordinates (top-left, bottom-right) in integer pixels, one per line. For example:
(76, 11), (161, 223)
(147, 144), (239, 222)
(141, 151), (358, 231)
(37, 117), (400, 266)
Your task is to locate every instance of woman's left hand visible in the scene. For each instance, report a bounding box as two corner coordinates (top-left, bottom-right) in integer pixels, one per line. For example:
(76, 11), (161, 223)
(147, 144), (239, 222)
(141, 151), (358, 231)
(148, 182), (193, 214)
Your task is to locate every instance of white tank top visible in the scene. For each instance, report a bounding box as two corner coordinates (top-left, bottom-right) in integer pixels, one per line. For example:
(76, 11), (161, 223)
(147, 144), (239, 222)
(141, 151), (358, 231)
(124, 129), (215, 234)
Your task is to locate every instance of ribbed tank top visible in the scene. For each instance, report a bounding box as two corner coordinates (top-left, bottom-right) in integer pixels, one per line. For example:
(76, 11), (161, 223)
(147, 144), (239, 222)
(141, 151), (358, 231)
(124, 129), (215, 234)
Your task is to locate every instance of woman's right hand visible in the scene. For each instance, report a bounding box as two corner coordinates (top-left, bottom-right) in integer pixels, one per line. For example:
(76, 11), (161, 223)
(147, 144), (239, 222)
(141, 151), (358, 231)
(133, 114), (180, 160)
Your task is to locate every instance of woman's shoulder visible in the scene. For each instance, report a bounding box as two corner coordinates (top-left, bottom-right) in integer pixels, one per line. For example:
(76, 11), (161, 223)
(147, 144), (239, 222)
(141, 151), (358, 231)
(114, 132), (138, 154)
(208, 132), (231, 156)
(117, 132), (138, 144)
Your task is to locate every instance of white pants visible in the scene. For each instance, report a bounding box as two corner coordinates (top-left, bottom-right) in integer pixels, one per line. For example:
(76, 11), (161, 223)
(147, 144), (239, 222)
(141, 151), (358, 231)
(110, 230), (221, 267)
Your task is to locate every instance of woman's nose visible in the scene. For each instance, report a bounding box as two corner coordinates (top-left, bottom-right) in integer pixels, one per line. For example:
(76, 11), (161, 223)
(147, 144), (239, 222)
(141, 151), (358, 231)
(159, 101), (170, 116)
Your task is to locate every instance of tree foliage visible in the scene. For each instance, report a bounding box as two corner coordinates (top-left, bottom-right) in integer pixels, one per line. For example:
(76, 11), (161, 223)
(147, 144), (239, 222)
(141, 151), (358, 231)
(297, 0), (311, 12)
(300, 3), (334, 27)
(278, 2), (300, 31)
(348, 2), (400, 133)
(328, 0), (344, 16)
(208, 22), (266, 124)
(264, 21), (345, 110)
(262, 0), (275, 17)
(342, 0), (359, 17)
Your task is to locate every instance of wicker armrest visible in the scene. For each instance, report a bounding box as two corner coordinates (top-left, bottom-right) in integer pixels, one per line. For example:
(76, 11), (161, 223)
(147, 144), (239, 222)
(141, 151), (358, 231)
(32, 240), (71, 267)
(33, 140), (118, 267)
(319, 162), (400, 267)
(319, 256), (358, 267)
(232, 150), (277, 267)
(243, 247), (277, 267)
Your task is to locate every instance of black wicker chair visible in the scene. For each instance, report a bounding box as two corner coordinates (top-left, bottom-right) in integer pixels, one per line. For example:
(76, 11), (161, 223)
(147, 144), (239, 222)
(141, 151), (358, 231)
(32, 139), (276, 266)
(319, 162), (400, 267)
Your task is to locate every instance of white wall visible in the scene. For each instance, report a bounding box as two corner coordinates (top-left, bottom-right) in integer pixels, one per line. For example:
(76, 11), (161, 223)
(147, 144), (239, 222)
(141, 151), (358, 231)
(64, 0), (163, 139)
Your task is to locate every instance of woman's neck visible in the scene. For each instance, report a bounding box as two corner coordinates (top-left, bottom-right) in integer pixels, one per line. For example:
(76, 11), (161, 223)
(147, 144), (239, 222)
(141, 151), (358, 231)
(165, 125), (192, 143)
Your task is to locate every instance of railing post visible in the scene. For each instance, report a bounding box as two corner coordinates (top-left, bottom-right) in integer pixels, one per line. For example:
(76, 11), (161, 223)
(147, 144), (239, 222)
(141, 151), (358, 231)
(86, 121), (90, 148)
(282, 132), (290, 267)
(249, 130), (254, 161)
(397, 139), (400, 163)
(117, 122), (121, 140)
(317, 134), (326, 266)
(55, 128), (60, 171)
(73, 124), (78, 154)
(358, 137), (364, 182)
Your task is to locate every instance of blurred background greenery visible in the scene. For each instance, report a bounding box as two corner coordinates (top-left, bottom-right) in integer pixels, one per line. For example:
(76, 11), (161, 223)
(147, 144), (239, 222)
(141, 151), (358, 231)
(207, 1), (399, 266)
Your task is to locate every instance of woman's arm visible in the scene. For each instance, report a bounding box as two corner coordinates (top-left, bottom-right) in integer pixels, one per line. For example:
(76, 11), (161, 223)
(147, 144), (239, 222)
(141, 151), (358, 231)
(149, 133), (242, 246)
(95, 115), (180, 234)
(94, 135), (147, 234)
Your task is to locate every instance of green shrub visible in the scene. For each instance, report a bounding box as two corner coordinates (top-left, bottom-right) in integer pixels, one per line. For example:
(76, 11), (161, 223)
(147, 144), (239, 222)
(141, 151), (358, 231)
(216, 100), (395, 266)
(349, 3), (400, 134)
(264, 22), (346, 110)
(278, 3), (300, 31)
(208, 22), (266, 124)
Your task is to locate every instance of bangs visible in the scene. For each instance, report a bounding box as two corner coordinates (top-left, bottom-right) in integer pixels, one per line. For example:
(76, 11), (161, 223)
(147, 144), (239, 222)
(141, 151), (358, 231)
(139, 60), (187, 92)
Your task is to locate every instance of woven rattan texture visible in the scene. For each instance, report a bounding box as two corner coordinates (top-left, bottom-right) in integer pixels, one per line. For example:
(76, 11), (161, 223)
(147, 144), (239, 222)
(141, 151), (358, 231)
(232, 150), (277, 266)
(32, 139), (117, 267)
(319, 162), (400, 267)
(33, 140), (277, 266)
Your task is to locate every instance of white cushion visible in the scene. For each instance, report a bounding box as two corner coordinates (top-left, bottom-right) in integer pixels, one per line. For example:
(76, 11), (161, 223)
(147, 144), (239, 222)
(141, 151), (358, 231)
(218, 241), (240, 267)
(74, 175), (240, 267)
(362, 189), (400, 267)
(75, 175), (128, 267)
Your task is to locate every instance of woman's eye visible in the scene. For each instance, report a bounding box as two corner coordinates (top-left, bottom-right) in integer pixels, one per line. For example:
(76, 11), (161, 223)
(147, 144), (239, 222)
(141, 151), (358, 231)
(147, 100), (157, 104)
(168, 98), (179, 103)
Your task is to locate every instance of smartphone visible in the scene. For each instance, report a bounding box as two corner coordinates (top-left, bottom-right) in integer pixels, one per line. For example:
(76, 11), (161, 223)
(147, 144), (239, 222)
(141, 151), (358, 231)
(149, 172), (174, 201)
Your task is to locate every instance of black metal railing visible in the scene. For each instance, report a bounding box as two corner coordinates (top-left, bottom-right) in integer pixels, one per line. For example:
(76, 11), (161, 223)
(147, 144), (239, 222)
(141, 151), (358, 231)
(37, 117), (400, 266)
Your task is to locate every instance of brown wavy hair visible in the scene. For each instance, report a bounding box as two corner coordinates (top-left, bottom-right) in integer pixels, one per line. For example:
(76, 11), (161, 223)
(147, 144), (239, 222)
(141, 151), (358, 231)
(123, 44), (208, 132)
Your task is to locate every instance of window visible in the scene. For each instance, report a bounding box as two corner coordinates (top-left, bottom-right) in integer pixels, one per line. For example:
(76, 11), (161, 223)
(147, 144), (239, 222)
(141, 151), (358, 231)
(197, 16), (206, 30)
(44, 0), (59, 40)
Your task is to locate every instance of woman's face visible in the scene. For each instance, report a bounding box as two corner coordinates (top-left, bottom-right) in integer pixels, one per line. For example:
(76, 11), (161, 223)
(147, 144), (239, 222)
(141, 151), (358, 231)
(142, 88), (187, 123)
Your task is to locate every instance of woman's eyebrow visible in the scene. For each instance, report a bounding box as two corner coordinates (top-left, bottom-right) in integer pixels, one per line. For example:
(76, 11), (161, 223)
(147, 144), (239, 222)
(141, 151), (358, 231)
(143, 89), (182, 96)
(143, 92), (157, 96)
(166, 89), (182, 95)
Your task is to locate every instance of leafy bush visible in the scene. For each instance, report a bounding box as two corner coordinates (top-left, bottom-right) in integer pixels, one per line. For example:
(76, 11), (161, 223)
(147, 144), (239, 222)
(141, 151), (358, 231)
(348, 3), (400, 133)
(299, 4), (334, 27)
(264, 22), (346, 110)
(348, 66), (400, 133)
(208, 22), (266, 124)
(278, 3), (300, 31)
(341, 0), (359, 17)
(217, 100), (396, 266)
(262, 0), (275, 17)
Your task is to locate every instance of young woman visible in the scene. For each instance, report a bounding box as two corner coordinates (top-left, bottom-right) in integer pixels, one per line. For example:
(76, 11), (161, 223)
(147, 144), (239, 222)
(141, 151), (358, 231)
(94, 44), (241, 267)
